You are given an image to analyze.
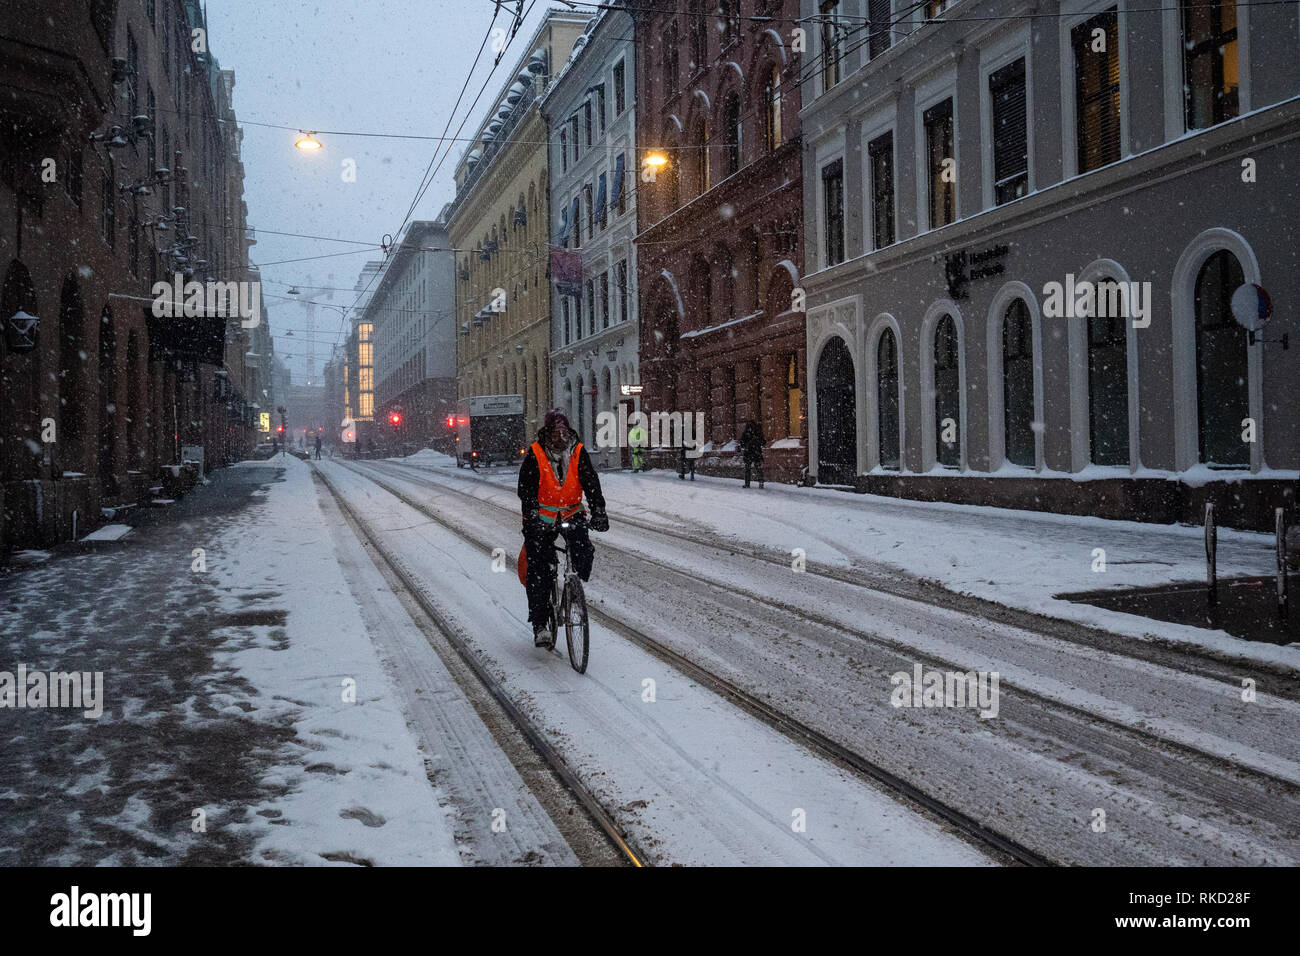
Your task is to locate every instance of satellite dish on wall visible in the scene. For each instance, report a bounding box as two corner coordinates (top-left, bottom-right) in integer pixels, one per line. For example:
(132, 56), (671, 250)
(1231, 283), (1272, 333)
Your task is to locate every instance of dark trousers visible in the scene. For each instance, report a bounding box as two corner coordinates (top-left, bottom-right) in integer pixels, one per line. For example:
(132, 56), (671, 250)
(524, 521), (595, 625)
(744, 459), (764, 486)
(679, 450), (695, 479)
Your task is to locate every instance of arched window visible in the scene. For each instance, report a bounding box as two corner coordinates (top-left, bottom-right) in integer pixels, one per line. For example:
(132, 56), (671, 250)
(934, 314), (961, 468)
(1195, 249), (1248, 466)
(59, 277), (88, 470)
(763, 65), (782, 152)
(98, 306), (117, 494)
(723, 93), (742, 176)
(712, 244), (734, 321)
(1088, 281), (1130, 466)
(1002, 299), (1035, 467)
(877, 329), (900, 469)
(693, 119), (710, 195)
(690, 256), (712, 329)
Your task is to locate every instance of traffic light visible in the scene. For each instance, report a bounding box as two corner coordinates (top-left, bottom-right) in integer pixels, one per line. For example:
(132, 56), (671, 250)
(389, 412), (402, 427)
(276, 425), (284, 435)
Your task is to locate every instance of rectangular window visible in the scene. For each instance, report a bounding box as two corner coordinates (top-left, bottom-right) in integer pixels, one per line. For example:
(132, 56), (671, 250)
(570, 116), (579, 162)
(617, 259), (629, 323)
(127, 31), (139, 124)
(101, 166), (115, 248)
(926, 0), (954, 18)
(614, 60), (626, 115)
(1182, 0), (1238, 130)
(147, 86), (156, 173)
(820, 0), (842, 90)
(584, 101), (593, 146)
(868, 131), (895, 249)
(65, 146), (83, 208)
(613, 153), (626, 215)
(1072, 8), (1121, 173)
(990, 57), (1028, 205)
(597, 85), (607, 135)
(129, 205), (139, 276)
(822, 159), (845, 266)
(597, 172), (607, 229)
(563, 296), (572, 345)
(560, 130), (568, 172)
(584, 183), (594, 237)
(924, 97), (955, 228)
(584, 279), (595, 338)
(600, 271), (610, 329)
(786, 353), (802, 438)
(868, 0), (892, 58)
(162, 7), (170, 74)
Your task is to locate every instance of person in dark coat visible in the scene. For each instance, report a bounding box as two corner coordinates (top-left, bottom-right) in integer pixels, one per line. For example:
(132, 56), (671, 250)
(518, 409), (608, 645)
(740, 420), (765, 489)
(314, 434), (322, 460)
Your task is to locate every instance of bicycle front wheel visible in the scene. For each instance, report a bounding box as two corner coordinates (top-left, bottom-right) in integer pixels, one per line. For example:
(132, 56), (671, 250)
(563, 578), (589, 674)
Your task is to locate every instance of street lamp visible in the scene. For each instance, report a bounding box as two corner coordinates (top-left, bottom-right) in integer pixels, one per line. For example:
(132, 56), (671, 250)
(295, 131), (322, 151)
(644, 151), (668, 169)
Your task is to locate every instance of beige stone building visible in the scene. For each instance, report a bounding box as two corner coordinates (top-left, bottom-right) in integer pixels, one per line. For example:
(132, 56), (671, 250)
(448, 10), (589, 434)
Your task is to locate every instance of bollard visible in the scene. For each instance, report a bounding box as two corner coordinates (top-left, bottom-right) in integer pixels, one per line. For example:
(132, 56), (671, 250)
(1205, 502), (1217, 605)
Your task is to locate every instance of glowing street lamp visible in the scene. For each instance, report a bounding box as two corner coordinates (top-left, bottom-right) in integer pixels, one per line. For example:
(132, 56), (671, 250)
(643, 151), (668, 169)
(295, 131), (322, 151)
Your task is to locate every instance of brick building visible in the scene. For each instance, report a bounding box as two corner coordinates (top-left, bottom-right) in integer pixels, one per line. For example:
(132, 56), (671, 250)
(1, 0), (256, 551)
(632, 0), (806, 480)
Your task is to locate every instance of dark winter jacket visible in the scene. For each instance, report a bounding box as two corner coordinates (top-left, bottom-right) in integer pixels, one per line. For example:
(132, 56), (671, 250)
(518, 435), (606, 526)
(740, 423), (765, 462)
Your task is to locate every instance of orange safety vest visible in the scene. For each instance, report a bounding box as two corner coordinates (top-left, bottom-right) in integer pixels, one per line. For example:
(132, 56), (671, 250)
(532, 441), (585, 524)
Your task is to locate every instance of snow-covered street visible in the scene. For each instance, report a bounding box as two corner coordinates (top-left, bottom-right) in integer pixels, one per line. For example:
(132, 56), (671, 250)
(6, 450), (1294, 866)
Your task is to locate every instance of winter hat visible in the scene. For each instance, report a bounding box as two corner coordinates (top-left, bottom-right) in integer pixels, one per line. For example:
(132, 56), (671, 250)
(543, 408), (571, 435)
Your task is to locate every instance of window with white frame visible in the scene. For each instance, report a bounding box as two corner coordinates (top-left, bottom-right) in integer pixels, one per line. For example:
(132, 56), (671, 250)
(1071, 7), (1121, 174)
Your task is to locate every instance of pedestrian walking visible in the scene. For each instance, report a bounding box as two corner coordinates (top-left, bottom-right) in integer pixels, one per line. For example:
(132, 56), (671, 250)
(740, 420), (765, 489)
(628, 421), (648, 472)
(679, 443), (695, 481)
(314, 435), (322, 460)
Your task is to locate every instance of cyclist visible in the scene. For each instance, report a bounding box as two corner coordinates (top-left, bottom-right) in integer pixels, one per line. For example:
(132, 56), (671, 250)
(518, 409), (609, 646)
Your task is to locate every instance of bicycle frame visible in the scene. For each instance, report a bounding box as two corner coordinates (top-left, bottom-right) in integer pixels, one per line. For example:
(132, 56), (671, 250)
(547, 520), (590, 673)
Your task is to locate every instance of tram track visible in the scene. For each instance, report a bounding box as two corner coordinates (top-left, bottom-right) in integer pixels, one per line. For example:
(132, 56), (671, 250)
(340, 457), (1300, 864)
(392, 461), (1300, 688)
(313, 462), (646, 867)
(331, 458), (1070, 864)
(366, 458), (1300, 794)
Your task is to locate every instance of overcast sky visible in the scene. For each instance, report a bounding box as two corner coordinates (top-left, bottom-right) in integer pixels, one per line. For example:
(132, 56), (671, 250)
(204, 0), (556, 385)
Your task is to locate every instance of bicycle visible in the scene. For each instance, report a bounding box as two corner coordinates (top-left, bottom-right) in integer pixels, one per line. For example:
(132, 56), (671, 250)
(540, 518), (589, 673)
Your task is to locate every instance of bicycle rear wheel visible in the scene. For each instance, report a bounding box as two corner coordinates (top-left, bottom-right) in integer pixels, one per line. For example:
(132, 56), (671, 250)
(563, 578), (589, 673)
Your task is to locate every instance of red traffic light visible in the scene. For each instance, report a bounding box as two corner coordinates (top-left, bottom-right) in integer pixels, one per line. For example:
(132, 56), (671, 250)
(276, 425), (284, 434)
(445, 415), (455, 428)
(389, 412), (402, 426)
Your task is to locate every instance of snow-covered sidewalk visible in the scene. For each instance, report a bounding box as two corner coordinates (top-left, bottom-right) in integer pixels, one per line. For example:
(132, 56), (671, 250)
(0, 458), (460, 865)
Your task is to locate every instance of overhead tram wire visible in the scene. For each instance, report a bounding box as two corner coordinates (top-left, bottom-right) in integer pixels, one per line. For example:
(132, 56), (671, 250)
(328, 3), (536, 355)
(325, 12), (508, 353)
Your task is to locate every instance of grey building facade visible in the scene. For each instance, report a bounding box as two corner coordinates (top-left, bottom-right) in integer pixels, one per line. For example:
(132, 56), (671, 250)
(801, 0), (1300, 528)
(367, 218), (457, 449)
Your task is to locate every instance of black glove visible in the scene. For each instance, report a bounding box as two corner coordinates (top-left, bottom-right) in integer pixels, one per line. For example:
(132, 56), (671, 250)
(589, 510), (609, 533)
(522, 512), (545, 536)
